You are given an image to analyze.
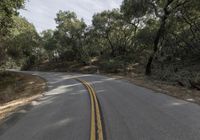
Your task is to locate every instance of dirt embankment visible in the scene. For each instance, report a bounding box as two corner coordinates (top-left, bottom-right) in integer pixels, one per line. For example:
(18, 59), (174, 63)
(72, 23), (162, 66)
(0, 72), (46, 120)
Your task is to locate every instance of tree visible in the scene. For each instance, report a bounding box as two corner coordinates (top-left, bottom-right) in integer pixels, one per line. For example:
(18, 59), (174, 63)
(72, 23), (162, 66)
(92, 9), (136, 58)
(41, 29), (58, 61)
(121, 0), (196, 75)
(54, 11), (87, 62)
(6, 16), (41, 67)
(0, 0), (25, 67)
(0, 0), (25, 36)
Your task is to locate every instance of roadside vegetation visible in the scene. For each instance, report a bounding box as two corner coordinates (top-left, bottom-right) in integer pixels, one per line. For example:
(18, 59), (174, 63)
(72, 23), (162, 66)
(0, 71), (46, 104)
(0, 0), (199, 98)
(0, 71), (46, 120)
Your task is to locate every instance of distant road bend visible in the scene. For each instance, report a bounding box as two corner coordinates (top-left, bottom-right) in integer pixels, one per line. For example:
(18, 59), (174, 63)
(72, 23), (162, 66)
(0, 72), (200, 140)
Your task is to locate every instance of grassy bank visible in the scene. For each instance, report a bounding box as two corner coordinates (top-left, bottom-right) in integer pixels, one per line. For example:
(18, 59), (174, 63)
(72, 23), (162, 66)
(0, 71), (46, 120)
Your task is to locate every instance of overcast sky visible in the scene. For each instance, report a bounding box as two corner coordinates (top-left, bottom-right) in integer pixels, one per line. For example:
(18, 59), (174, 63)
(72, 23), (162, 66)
(19, 0), (123, 32)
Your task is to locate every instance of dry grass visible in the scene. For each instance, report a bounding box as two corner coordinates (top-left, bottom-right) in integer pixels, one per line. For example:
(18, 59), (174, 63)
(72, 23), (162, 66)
(0, 72), (46, 121)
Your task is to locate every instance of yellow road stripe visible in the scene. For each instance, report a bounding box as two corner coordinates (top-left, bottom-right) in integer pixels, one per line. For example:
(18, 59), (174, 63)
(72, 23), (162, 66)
(90, 86), (104, 140)
(85, 83), (96, 140)
(76, 78), (104, 140)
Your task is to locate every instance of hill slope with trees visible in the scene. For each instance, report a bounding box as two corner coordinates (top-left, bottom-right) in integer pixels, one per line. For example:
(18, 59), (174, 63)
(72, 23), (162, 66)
(1, 0), (200, 90)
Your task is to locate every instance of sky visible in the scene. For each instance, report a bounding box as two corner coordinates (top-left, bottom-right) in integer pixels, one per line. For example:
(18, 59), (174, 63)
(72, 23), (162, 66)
(19, 0), (123, 33)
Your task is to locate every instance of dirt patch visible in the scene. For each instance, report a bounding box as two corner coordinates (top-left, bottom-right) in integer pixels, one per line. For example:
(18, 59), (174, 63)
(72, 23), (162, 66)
(106, 72), (200, 105)
(0, 72), (46, 121)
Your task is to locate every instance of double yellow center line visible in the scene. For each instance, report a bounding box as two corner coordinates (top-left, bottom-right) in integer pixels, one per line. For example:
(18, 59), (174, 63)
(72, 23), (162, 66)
(76, 78), (104, 140)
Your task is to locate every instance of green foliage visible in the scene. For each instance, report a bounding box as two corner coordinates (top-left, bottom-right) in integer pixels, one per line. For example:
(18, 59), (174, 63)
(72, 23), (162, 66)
(5, 16), (40, 67)
(136, 20), (158, 47)
(32, 0), (199, 78)
(53, 11), (87, 61)
(1, 0), (200, 89)
(0, 0), (25, 68)
(121, 0), (200, 75)
(40, 29), (58, 61)
(0, 15), (43, 70)
(92, 9), (137, 57)
(0, 0), (25, 37)
(121, 0), (149, 19)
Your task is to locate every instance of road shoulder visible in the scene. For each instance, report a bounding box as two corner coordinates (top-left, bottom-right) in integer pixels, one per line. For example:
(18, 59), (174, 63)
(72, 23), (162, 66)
(105, 73), (200, 105)
(0, 72), (47, 122)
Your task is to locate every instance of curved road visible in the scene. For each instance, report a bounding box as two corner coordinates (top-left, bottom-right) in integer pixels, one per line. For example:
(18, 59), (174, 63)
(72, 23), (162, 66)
(0, 72), (200, 140)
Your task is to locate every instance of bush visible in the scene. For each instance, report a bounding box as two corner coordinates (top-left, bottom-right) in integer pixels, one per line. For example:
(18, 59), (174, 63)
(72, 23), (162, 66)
(21, 55), (37, 70)
(99, 58), (125, 73)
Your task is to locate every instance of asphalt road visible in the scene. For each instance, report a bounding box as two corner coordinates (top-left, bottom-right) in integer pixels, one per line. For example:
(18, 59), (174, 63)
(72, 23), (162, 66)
(0, 72), (200, 140)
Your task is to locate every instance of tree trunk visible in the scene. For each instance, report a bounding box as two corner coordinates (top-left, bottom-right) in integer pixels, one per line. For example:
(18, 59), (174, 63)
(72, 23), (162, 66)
(145, 0), (173, 75)
(106, 33), (115, 57)
(145, 55), (154, 75)
(145, 23), (163, 75)
(145, 20), (165, 75)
